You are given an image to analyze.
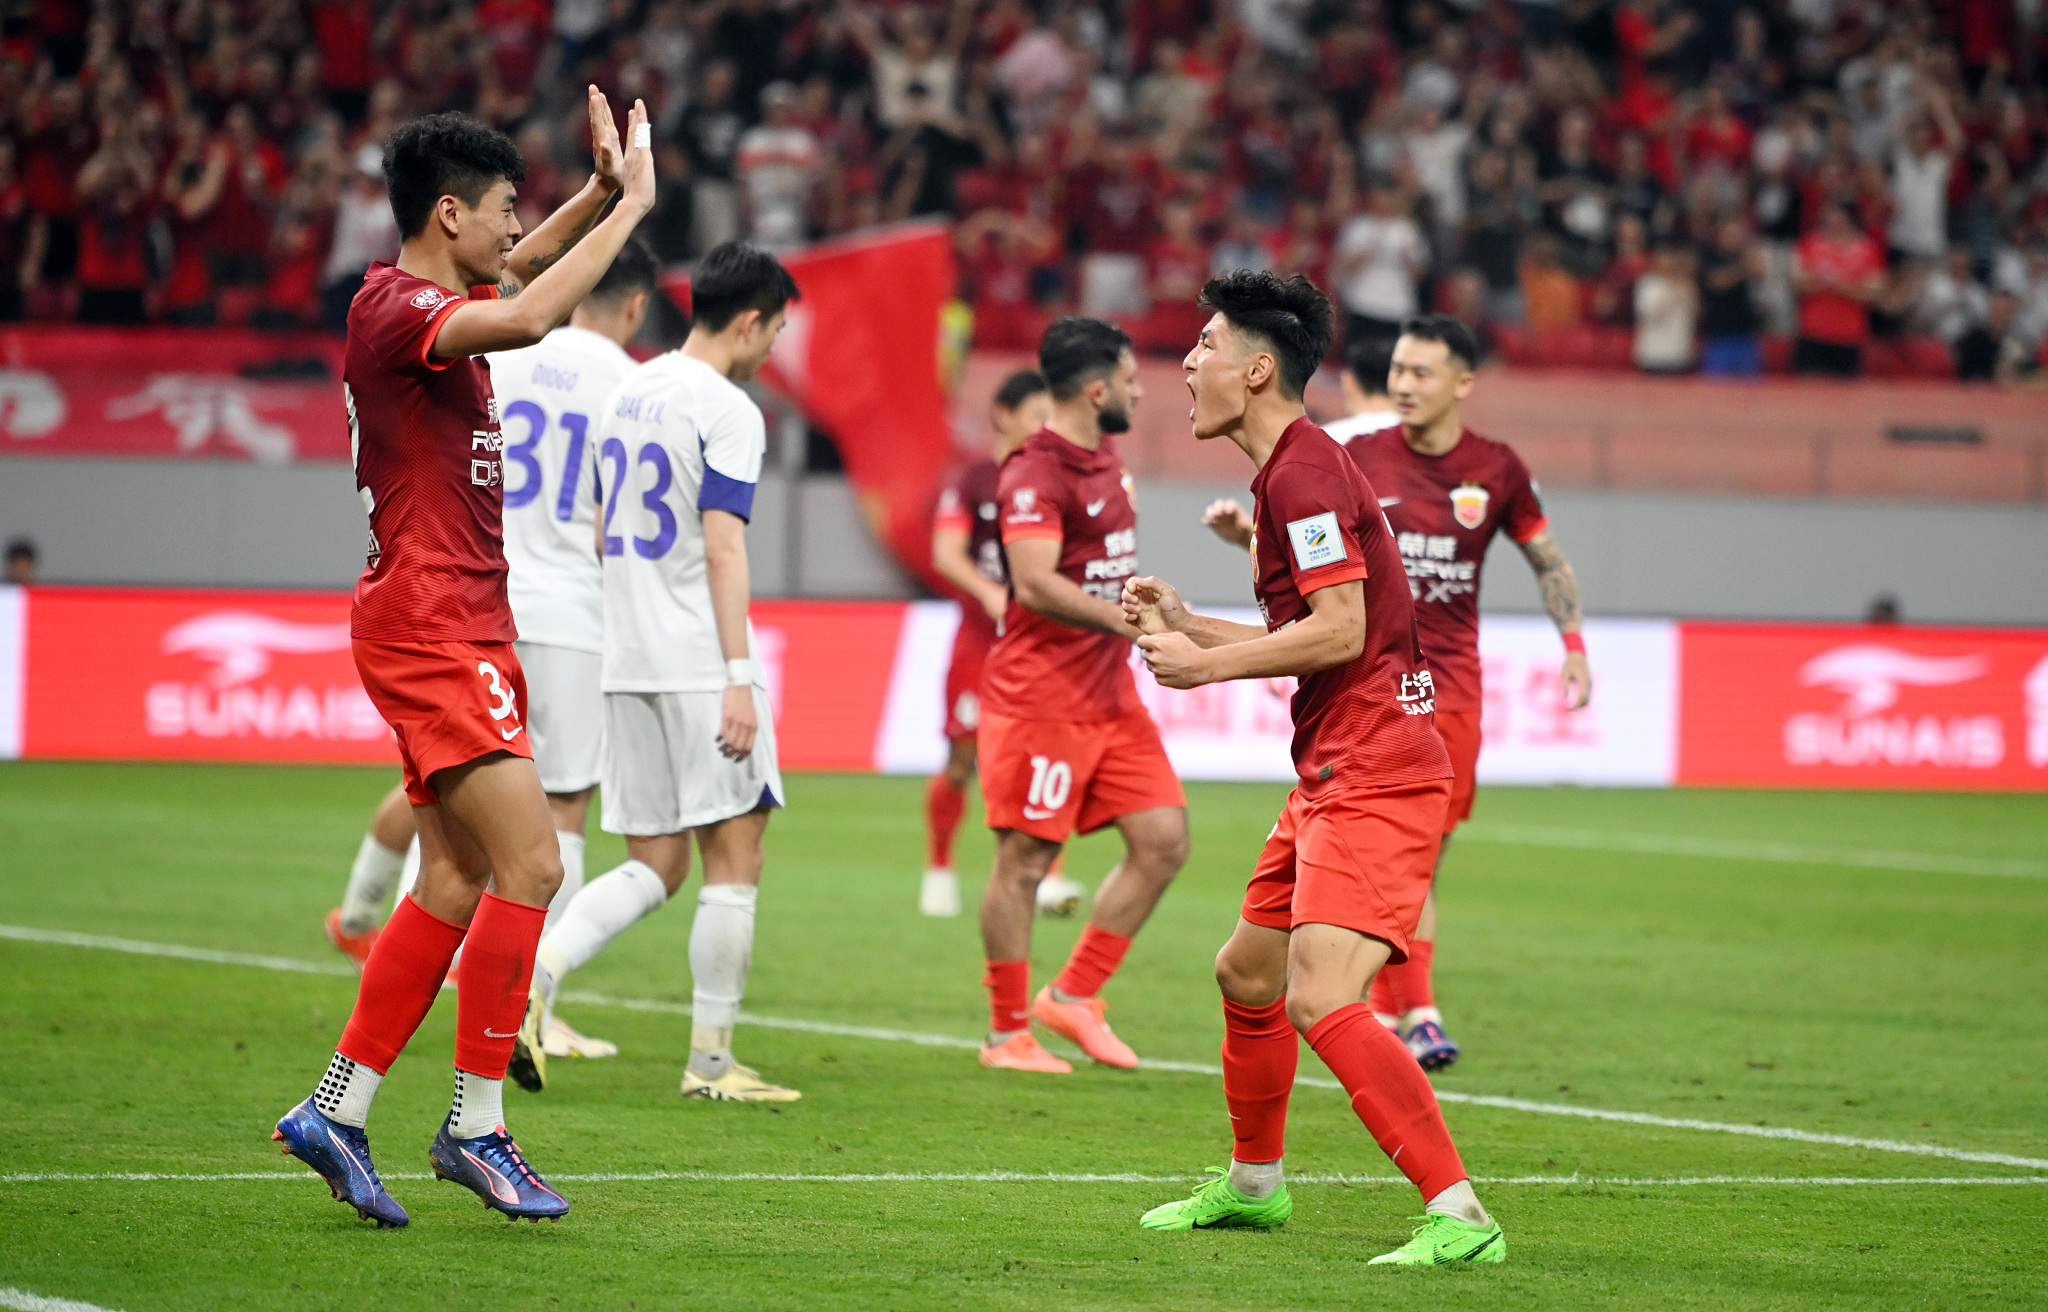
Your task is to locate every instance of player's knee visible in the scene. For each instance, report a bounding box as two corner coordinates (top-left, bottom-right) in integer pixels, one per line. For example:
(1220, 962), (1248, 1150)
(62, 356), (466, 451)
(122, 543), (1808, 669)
(1283, 987), (1340, 1036)
(1214, 948), (1283, 1008)
(1140, 825), (1190, 876)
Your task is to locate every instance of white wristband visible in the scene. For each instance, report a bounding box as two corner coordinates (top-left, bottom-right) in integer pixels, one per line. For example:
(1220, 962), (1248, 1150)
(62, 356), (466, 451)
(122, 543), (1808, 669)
(633, 122), (651, 149)
(725, 658), (758, 687)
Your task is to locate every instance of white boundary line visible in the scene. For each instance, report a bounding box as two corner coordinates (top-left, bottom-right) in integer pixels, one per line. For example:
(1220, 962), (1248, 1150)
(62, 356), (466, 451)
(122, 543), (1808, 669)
(9, 922), (2048, 1173)
(1456, 823), (2048, 880)
(0, 1288), (123, 1312)
(4, 1170), (2044, 1187)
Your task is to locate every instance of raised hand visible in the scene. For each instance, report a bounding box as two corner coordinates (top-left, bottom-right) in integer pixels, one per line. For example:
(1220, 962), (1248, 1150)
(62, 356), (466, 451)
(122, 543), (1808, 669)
(1202, 497), (1254, 548)
(588, 84), (624, 193)
(617, 98), (657, 215)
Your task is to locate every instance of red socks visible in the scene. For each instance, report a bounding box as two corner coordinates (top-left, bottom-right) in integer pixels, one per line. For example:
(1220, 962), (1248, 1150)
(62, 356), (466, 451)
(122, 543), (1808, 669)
(1370, 939), (1436, 1016)
(1052, 925), (1131, 999)
(338, 894), (466, 1073)
(1304, 1002), (1468, 1201)
(1222, 998), (1295, 1163)
(452, 893), (547, 1078)
(925, 774), (966, 868)
(984, 959), (1029, 1034)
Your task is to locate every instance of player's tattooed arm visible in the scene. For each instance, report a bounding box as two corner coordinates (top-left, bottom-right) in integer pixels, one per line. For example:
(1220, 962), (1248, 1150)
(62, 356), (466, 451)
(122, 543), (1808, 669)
(498, 84), (628, 295)
(1518, 529), (1593, 709)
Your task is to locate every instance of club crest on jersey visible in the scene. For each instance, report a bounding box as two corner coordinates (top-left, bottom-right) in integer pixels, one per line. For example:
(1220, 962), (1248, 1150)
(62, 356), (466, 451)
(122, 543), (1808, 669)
(1013, 487), (1036, 513)
(1449, 483), (1490, 530)
(410, 287), (449, 311)
(1286, 512), (1342, 571)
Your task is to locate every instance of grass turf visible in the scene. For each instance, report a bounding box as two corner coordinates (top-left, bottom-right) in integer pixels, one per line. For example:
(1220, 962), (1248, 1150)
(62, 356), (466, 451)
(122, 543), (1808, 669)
(1, 761), (2044, 1310)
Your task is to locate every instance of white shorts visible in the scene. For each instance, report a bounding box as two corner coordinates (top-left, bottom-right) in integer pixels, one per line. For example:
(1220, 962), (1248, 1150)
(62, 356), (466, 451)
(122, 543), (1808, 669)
(514, 640), (603, 795)
(600, 688), (784, 836)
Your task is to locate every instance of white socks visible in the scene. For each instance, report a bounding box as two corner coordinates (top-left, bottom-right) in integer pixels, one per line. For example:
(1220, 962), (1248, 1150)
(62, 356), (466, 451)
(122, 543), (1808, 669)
(688, 884), (758, 1078)
(535, 858), (670, 997)
(544, 830), (586, 935)
(1228, 1157), (1284, 1199)
(340, 837), (407, 935)
(448, 1069), (505, 1139)
(394, 835), (423, 901)
(1425, 1179), (1490, 1227)
(313, 1052), (381, 1128)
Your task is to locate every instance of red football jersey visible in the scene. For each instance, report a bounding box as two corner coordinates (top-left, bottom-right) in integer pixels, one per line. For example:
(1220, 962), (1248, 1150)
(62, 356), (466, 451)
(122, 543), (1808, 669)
(1252, 418), (1452, 795)
(346, 262), (514, 643)
(933, 458), (1006, 643)
(1344, 426), (1548, 712)
(980, 428), (1143, 724)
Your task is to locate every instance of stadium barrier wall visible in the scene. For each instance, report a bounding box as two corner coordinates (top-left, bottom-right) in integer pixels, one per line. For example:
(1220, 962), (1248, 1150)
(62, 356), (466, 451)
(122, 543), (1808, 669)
(2, 585), (2043, 792)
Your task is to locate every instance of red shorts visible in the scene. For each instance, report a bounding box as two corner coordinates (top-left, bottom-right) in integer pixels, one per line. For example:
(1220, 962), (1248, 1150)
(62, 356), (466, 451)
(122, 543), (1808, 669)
(943, 619), (995, 741)
(979, 707), (1186, 842)
(1240, 778), (1450, 963)
(1435, 708), (1481, 835)
(353, 638), (533, 805)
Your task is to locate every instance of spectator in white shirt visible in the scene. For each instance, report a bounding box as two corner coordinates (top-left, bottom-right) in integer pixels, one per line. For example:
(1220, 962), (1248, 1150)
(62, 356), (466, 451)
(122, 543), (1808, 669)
(735, 83), (821, 249)
(1332, 182), (1427, 342)
(319, 144), (399, 332)
(1634, 243), (1698, 373)
(1888, 88), (1960, 261)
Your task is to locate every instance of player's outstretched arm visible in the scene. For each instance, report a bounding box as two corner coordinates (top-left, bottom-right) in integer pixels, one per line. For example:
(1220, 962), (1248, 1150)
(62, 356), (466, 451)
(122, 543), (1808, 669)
(1201, 498), (1254, 549)
(703, 508), (758, 760)
(431, 96), (657, 359)
(1121, 575), (1264, 649)
(499, 85), (630, 295)
(1517, 528), (1592, 709)
(1136, 580), (1364, 689)
(933, 525), (1007, 624)
(1005, 537), (1139, 639)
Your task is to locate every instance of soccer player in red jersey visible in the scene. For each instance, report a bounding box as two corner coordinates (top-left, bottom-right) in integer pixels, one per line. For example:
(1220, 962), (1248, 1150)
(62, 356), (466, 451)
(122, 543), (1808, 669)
(1205, 313), (1591, 1071)
(975, 318), (1189, 1074)
(920, 369), (1052, 919)
(271, 90), (656, 1228)
(1129, 271), (1504, 1265)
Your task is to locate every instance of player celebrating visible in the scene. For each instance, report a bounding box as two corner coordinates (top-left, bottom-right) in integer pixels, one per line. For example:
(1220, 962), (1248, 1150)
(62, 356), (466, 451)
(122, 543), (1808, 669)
(976, 317), (1189, 1075)
(1129, 270), (1504, 1265)
(1202, 313), (1590, 1070)
(513, 241), (802, 1103)
(271, 91), (656, 1228)
(921, 369), (1074, 919)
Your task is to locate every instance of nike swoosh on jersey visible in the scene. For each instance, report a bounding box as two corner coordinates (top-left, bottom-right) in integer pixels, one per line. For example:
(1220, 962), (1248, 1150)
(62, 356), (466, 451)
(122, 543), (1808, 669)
(1085, 499), (1107, 515)
(500, 725), (525, 740)
(1379, 497), (1402, 507)
(1022, 806), (1056, 820)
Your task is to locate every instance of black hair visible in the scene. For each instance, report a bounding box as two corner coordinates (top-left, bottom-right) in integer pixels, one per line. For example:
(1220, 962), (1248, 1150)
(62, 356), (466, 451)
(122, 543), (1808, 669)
(383, 112), (526, 240)
(690, 241), (799, 332)
(589, 236), (659, 303)
(1196, 269), (1335, 400)
(1343, 333), (1397, 397)
(1037, 317), (1132, 399)
(4, 536), (34, 562)
(992, 369), (1048, 411)
(1398, 313), (1483, 371)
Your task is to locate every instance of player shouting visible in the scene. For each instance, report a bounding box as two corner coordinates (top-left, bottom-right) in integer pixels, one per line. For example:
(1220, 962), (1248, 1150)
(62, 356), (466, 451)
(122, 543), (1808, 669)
(1203, 314), (1590, 1070)
(272, 91), (655, 1228)
(1131, 271), (1504, 1265)
(922, 370), (1085, 919)
(514, 242), (802, 1103)
(976, 317), (1189, 1074)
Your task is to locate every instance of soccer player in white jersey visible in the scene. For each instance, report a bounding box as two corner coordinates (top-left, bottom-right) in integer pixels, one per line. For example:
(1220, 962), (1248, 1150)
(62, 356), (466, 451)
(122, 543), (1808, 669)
(513, 241), (802, 1103)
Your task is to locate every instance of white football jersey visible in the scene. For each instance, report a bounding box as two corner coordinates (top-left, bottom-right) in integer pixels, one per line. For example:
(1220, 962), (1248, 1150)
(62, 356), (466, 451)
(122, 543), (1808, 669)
(599, 351), (768, 693)
(1322, 409), (1400, 444)
(491, 326), (636, 653)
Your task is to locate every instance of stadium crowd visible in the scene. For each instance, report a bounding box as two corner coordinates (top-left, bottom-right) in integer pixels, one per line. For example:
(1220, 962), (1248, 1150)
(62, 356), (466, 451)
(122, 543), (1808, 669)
(4, 0), (2046, 377)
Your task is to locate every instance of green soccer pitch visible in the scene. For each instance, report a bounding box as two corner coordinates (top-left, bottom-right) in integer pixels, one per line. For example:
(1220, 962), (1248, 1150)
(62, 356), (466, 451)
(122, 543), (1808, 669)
(3, 761), (2045, 1310)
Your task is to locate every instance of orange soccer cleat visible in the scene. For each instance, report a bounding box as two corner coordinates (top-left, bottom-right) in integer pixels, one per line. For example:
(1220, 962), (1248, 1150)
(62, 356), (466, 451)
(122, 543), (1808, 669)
(978, 1031), (1074, 1074)
(323, 908), (380, 971)
(1030, 985), (1138, 1069)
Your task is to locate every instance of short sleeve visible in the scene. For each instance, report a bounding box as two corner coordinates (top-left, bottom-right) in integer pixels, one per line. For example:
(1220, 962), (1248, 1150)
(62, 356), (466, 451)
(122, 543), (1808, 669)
(997, 454), (1066, 544)
(357, 276), (479, 375)
(1264, 456), (1369, 594)
(1500, 449), (1549, 544)
(698, 391), (766, 521)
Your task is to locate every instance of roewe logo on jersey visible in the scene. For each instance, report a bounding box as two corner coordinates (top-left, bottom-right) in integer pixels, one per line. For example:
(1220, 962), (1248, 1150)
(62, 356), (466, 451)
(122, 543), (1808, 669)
(1449, 483), (1489, 530)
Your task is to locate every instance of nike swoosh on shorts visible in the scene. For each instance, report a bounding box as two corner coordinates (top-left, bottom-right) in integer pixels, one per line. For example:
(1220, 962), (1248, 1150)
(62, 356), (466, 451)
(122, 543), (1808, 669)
(501, 725), (524, 740)
(1022, 806), (1056, 820)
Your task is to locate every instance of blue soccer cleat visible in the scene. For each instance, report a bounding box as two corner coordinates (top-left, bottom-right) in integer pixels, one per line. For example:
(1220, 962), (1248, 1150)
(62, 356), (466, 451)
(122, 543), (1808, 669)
(272, 1098), (409, 1228)
(428, 1121), (570, 1222)
(1404, 1017), (1461, 1072)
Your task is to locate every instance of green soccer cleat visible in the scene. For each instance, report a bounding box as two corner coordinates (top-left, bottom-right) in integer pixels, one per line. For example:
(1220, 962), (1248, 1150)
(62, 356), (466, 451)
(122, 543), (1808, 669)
(1367, 1213), (1507, 1266)
(1138, 1167), (1293, 1231)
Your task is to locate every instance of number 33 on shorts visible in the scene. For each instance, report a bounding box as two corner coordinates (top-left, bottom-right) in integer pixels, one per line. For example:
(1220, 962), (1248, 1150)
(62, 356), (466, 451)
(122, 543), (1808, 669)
(478, 660), (525, 741)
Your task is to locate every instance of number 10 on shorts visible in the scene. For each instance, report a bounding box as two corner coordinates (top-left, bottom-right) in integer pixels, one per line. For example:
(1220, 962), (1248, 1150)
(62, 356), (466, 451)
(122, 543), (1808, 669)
(1027, 755), (1072, 811)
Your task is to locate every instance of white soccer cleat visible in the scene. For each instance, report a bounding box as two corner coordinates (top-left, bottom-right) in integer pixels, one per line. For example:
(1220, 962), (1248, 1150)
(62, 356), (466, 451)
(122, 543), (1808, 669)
(920, 868), (961, 917)
(1036, 874), (1087, 918)
(542, 1016), (618, 1059)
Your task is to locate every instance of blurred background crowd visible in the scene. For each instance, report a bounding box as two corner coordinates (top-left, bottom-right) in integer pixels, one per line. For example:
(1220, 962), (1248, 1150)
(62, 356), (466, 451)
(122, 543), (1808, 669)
(5, 0), (2046, 378)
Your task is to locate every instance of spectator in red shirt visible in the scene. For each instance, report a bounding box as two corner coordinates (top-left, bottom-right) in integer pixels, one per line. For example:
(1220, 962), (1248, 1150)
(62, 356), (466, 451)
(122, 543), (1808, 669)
(73, 119), (157, 325)
(1792, 201), (1888, 376)
(0, 139), (29, 323)
(1132, 195), (1212, 351)
(209, 103), (285, 288)
(1686, 84), (1752, 176)
(159, 110), (230, 325)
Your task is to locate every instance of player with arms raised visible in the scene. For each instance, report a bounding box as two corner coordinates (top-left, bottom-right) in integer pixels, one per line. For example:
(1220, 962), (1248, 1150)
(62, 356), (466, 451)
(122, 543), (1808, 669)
(271, 91), (655, 1228)
(1204, 314), (1590, 1069)
(1130, 271), (1504, 1265)
(975, 318), (1189, 1074)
